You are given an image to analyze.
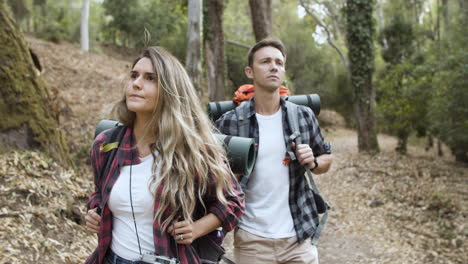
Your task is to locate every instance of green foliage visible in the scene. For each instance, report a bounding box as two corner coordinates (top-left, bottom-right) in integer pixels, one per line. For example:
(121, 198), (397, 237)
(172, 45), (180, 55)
(276, 0), (330, 96)
(376, 61), (431, 141)
(225, 44), (250, 93)
(429, 49), (468, 162)
(376, 11), (423, 153)
(101, 0), (187, 59)
(374, 0), (468, 161)
(379, 16), (414, 64)
(224, 0), (254, 44)
(223, 0), (254, 92)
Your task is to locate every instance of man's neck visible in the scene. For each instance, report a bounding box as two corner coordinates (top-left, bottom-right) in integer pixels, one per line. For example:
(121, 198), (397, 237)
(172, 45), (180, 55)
(254, 86), (281, 116)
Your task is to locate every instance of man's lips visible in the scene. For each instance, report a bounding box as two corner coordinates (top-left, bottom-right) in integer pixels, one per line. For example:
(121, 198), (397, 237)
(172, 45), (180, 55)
(268, 75), (279, 80)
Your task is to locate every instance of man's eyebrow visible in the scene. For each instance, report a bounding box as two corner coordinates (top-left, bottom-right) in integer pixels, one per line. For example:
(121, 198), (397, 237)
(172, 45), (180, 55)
(258, 56), (283, 61)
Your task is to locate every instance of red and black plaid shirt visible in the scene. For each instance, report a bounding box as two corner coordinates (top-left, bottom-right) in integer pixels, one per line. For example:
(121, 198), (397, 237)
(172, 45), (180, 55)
(85, 126), (244, 264)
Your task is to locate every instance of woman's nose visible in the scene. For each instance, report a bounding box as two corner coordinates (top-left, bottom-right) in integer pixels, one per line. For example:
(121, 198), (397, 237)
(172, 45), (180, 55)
(132, 77), (143, 90)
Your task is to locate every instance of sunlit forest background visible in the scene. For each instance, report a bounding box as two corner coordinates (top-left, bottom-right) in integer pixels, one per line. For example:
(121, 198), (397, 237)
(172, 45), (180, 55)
(0, 0), (466, 263)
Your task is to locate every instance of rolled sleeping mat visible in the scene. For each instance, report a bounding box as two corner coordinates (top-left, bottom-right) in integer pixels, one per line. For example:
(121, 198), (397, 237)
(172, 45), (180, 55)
(207, 94), (321, 121)
(287, 94), (321, 116)
(94, 119), (122, 138)
(214, 134), (257, 176)
(94, 120), (257, 176)
(207, 101), (237, 122)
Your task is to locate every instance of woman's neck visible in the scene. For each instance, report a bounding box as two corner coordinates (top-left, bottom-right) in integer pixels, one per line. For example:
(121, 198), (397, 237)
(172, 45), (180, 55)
(133, 115), (155, 157)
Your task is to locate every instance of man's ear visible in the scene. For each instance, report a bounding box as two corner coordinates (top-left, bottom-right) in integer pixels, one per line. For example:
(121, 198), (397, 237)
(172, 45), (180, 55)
(245, 66), (254, 79)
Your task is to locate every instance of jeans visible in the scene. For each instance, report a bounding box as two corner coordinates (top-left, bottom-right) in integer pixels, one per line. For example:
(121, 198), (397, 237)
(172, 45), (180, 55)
(105, 250), (146, 264)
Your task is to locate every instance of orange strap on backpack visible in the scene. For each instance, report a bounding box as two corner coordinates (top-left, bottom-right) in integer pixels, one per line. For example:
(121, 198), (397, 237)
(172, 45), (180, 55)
(233, 84), (290, 105)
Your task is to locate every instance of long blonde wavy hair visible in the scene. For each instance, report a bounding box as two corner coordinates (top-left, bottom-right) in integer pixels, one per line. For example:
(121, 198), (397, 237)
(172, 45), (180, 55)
(114, 46), (237, 230)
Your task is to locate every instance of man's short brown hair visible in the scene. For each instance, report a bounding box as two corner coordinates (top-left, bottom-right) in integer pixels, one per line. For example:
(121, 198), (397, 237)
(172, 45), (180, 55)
(247, 37), (286, 67)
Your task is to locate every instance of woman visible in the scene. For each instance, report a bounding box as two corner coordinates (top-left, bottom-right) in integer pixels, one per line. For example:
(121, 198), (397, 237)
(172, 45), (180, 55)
(84, 47), (244, 264)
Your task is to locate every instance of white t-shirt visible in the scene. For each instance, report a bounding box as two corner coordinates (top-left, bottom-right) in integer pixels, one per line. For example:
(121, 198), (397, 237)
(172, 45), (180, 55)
(109, 153), (158, 260)
(239, 109), (296, 238)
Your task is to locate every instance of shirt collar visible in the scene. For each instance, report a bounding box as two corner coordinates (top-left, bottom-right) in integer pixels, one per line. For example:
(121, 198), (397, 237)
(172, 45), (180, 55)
(246, 96), (288, 118)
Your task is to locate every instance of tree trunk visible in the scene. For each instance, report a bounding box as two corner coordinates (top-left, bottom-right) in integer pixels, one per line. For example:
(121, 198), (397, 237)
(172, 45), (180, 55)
(396, 130), (409, 154)
(0, 3), (72, 167)
(80, 0), (90, 52)
(248, 0), (272, 41)
(204, 0), (226, 101)
(185, 0), (203, 96)
(346, 0), (379, 153)
(437, 138), (443, 156)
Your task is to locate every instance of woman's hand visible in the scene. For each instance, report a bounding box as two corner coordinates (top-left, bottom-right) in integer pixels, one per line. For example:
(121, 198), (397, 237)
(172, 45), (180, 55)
(85, 208), (101, 233)
(167, 220), (196, 244)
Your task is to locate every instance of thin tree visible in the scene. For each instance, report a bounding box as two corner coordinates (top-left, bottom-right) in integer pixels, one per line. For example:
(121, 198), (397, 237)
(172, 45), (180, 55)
(0, 3), (72, 166)
(345, 0), (379, 152)
(204, 0), (226, 101)
(248, 0), (272, 41)
(80, 0), (90, 52)
(299, 0), (350, 77)
(185, 0), (203, 95)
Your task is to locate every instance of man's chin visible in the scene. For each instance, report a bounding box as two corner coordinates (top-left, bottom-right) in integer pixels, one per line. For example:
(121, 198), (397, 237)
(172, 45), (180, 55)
(265, 83), (282, 92)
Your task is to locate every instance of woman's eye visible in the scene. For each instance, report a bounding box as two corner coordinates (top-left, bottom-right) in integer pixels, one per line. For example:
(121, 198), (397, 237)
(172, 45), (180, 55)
(146, 75), (155, 81)
(130, 72), (138, 79)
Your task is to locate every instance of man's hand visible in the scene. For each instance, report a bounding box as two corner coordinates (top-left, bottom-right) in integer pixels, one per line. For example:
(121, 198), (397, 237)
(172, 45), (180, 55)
(294, 143), (316, 169)
(85, 208), (101, 233)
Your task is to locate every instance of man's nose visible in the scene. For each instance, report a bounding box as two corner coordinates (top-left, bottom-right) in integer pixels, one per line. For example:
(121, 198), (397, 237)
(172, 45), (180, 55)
(270, 62), (278, 72)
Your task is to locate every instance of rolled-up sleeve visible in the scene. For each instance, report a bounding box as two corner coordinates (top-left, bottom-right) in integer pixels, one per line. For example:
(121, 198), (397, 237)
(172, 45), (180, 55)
(206, 174), (244, 232)
(301, 107), (332, 156)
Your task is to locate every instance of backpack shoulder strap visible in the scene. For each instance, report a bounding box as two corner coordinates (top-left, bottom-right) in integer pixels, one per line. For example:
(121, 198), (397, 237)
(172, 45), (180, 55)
(99, 125), (125, 186)
(285, 101), (301, 160)
(235, 100), (251, 138)
(285, 101), (329, 245)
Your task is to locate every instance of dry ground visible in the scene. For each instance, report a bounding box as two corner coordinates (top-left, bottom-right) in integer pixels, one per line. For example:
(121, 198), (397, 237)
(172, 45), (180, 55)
(0, 37), (466, 263)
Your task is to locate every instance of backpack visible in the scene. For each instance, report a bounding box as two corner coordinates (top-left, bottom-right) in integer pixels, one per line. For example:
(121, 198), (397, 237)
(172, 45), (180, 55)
(234, 98), (330, 245)
(94, 123), (235, 264)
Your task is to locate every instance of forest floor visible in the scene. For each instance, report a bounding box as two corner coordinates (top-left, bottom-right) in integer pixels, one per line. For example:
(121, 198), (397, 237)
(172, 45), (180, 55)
(0, 37), (466, 264)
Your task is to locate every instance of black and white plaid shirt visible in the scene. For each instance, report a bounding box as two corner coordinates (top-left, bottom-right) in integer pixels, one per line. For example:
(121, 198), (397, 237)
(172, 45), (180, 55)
(215, 97), (332, 242)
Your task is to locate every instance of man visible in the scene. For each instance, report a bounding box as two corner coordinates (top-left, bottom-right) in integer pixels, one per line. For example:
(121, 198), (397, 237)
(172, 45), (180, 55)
(216, 38), (333, 264)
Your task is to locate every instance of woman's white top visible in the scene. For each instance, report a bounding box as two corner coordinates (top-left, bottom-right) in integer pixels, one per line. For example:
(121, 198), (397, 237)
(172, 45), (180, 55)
(109, 153), (158, 260)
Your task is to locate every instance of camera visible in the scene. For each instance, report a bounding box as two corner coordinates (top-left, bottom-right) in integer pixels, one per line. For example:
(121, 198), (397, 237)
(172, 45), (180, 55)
(140, 253), (180, 264)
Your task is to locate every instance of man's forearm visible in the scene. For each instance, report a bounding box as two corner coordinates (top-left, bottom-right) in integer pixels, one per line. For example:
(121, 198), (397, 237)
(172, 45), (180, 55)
(312, 153), (333, 174)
